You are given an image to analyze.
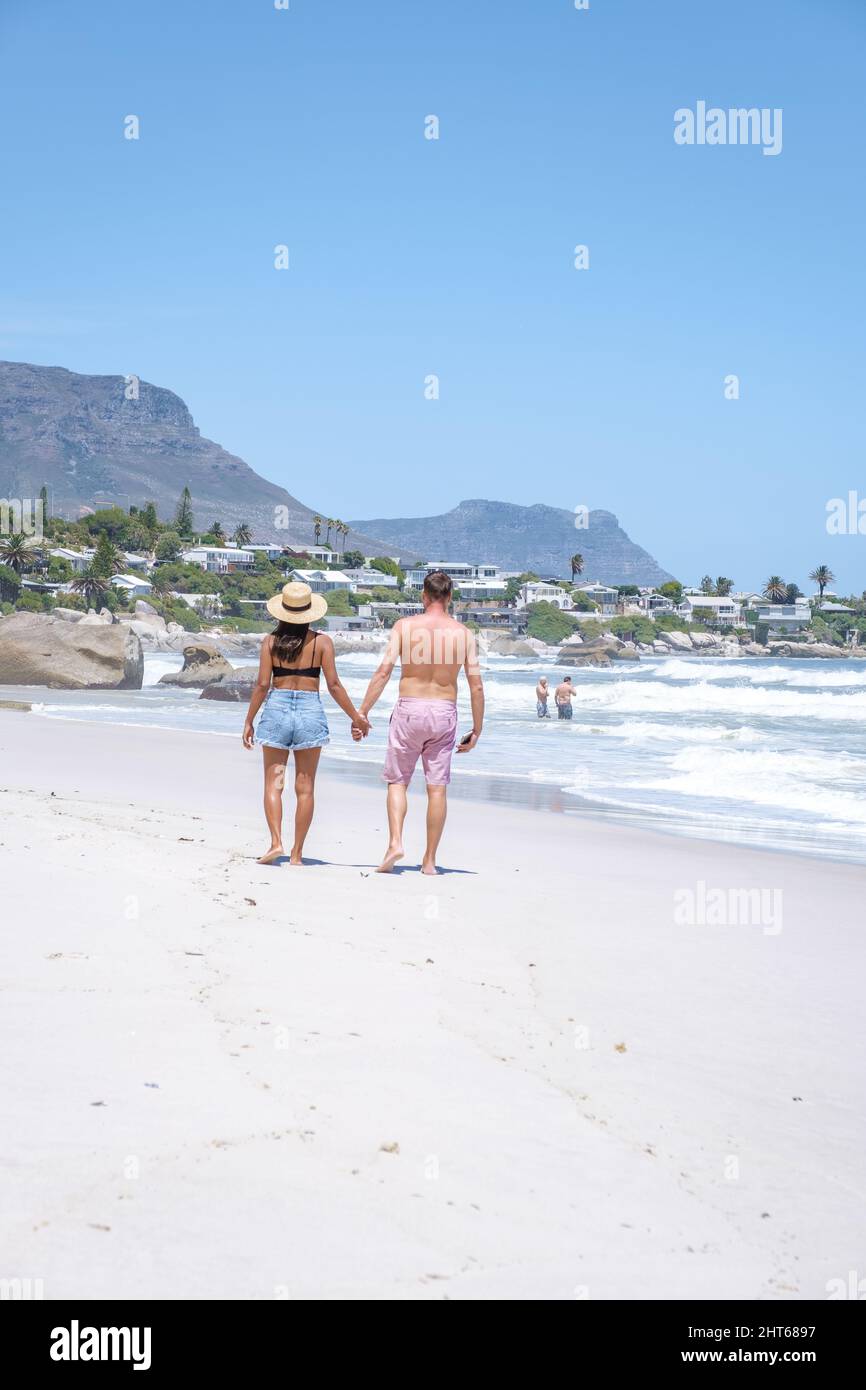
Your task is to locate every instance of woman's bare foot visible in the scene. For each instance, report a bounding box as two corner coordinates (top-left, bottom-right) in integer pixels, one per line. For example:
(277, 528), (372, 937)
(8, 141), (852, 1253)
(376, 845), (404, 873)
(257, 846), (284, 865)
(421, 859), (439, 876)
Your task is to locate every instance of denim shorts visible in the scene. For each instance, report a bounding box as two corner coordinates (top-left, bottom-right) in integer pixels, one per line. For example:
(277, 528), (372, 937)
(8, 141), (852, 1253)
(255, 689), (330, 751)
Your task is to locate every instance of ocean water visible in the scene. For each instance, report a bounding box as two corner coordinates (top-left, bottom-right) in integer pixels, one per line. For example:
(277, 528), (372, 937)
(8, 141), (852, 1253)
(13, 650), (866, 863)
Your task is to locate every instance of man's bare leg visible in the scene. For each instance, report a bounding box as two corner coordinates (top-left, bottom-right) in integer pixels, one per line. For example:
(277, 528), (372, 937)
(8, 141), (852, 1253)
(258, 747), (289, 863)
(377, 781), (407, 872)
(421, 783), (447, 875)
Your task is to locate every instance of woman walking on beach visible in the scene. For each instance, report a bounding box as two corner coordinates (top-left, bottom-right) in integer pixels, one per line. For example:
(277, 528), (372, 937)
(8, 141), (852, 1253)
(242, 582), (370, 864)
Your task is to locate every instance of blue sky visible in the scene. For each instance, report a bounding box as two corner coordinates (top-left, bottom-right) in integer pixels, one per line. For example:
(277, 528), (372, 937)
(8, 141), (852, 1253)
(0, 0), (864, 591)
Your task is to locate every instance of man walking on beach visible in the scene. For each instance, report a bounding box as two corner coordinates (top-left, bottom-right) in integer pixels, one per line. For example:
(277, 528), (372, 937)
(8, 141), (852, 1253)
(554, 675), (574, 720)
(355, 571), (485, 874)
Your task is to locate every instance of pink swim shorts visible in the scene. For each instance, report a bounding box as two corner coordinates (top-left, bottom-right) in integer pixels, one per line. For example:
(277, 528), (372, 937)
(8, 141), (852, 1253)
(382, 696), (459, 786)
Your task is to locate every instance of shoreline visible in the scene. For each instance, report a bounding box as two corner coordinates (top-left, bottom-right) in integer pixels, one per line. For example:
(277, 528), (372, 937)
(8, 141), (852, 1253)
(11, 690), (866, 868)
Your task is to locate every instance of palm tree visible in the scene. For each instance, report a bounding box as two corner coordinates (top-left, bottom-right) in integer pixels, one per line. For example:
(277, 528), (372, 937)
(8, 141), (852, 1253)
(764, 575), (786, 603)
(233, 522), (252, 547)
(339, 521), (350, 553)
(210, 521), (226, 543)
(313, 516), (323, 546)
(700, 575), (715, 595)
(570, 553), (584, 581)
(70, 567), (111, 608)
(715, 576), (733, 596)
(0, 531), (41, 573)
(809, 564), (835, 601)
(149, 570), (174, 598)
(324, 518), (335, 547)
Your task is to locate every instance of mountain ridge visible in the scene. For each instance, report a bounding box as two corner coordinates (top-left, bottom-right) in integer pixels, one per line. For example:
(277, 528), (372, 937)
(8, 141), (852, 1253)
(350, 498), (673, 584)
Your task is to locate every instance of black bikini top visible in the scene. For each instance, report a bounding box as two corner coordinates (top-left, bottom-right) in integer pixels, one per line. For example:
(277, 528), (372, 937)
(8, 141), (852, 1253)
(272, 633), (321, 680)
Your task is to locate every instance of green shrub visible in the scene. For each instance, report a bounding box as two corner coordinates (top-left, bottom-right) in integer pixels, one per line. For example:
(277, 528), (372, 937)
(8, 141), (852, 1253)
(525, 601), (577, 644)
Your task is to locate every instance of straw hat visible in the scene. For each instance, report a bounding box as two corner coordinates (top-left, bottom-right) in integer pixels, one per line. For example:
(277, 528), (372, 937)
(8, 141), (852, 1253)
(265, 580), (329, 624)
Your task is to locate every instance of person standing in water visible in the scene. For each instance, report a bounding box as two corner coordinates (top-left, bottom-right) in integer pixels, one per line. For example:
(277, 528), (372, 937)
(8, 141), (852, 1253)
(354, 571), (485, 875)
(554, 675), (574, 720)
(243, 581), (370, 865)
(536, 676), (551, 718)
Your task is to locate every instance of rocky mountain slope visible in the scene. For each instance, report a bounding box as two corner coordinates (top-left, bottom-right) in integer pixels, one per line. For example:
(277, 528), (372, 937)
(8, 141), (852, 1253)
(350, 499), (672, 585)
(0, 361), (388, 553)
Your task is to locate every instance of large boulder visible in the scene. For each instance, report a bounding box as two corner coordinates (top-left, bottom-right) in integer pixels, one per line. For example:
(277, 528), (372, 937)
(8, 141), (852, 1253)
(768, 641), (847, 660)
(159, 641), (234, 687)
(52, 607), (85, 623)
(658, 629), (693, 651)
(487, 635), (542, 658)
(557, 636), (638, 667)
(199, 666), (261, 702)
(0, 612), (143, 689)
(690, 632), (720, 648)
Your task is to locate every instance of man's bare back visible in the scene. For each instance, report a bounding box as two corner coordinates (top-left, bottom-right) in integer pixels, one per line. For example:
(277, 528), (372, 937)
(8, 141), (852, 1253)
(391, 612), (479, 701)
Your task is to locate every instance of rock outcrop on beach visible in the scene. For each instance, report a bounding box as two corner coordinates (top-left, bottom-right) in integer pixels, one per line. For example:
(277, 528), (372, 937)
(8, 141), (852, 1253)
(199, 667), (260, 702)
(158, 642), (234, 688)
(0, 612), (143, 688)
(557, 636), (637, 667)
(488, 635), (540, 658)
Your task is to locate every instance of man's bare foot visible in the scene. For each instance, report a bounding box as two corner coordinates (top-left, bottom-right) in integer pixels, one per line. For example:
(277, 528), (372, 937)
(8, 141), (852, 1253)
(257, 846), (284, 865)
(376, 845), (404, 873)
(288, 851), (304, 865)
(421, 859), (439, 876)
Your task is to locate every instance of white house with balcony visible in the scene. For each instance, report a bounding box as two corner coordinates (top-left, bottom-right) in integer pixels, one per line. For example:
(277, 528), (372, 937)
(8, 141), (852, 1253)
(636, 592), (674, 616)
(49, 547), (94, 574)
(341, 567), (400, 590)
(453, 579), (509, 601)
(516, 580), (572, 610)
(678, 594), (744, 625)
(575, 582), (618, 614)
(289, 568), (353, 593)
(182, 545), (256, 573)
(751, 599), (812, 630)
(111, 573), (153, 597)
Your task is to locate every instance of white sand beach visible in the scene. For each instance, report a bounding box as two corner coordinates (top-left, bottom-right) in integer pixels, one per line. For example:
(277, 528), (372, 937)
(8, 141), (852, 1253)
(1, 709), (864, 1301)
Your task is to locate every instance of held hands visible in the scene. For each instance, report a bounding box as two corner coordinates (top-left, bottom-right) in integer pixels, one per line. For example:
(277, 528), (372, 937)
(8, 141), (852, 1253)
(351, 713), (371, 741)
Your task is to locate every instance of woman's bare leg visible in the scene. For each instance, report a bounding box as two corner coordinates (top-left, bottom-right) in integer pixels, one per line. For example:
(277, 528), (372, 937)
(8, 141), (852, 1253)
(290, 746), (321, 864)
(258, 747), (289, 863)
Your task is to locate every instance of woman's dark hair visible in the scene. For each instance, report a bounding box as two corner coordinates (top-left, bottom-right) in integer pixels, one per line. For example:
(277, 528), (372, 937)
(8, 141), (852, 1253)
(272, 620), (310, 667)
